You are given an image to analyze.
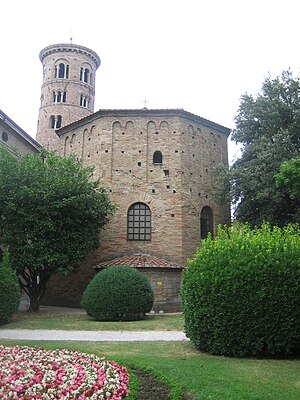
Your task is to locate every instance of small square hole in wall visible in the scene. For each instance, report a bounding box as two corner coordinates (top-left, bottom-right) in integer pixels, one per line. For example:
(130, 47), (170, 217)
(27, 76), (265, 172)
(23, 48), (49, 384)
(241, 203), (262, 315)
(150, 170), (153, 172)
(166, 185), (170, 189)
(171, 213), (175, 217)
(140, 131), (143, 134)
(109, 189), (112, 192)
(155, 131), (159, 135)
(199, 192), (201, 197)
(105, 150), (108, 153)
(96, 151), (99, 154)
(88, 137), (91, 141)
(206, 194), (208, 198)
(175, 150), (178, 153)
(173, 189), (176, 193)
(152, 189), (155, 193)
(87, 154), (90, 158)
(121, 150), (124, 153)
(139, 150), (142, 153)
(122, 132), (125, 135)
(138, 162), (141, 166)
(163, 170), (169, 176)
(129, 169), (132, 172)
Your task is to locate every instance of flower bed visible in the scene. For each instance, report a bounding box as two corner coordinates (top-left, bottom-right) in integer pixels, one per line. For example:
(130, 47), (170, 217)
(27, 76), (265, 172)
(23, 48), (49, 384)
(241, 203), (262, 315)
(0, 345), (129, 399)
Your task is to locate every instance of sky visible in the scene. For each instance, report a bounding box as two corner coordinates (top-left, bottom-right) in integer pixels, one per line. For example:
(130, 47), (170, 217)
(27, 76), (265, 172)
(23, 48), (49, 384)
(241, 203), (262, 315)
(1, 0), (300, 163)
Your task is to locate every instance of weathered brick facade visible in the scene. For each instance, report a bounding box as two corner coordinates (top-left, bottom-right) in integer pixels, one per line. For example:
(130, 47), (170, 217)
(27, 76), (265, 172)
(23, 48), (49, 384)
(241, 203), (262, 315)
(36, 43), (231, 310)
(0, 109), (41, 157)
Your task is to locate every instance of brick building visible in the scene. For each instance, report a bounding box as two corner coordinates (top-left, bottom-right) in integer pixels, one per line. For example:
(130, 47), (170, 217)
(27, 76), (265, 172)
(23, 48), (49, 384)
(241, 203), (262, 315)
(36, 43), (231, 311)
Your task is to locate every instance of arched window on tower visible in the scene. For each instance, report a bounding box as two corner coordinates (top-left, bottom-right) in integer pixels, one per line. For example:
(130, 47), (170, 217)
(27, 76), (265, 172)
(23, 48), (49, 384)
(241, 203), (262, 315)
(58, 63), (65, 78)
(153, 151), (163, 165)
(50, 115), (55, 129)
(56, 115), (62, 128)
(55, 63), (69, 79)
(127, 202), (151, 241)
(80, 67), (90, 83)
(80, 94), (88, 108)
(50, 115), (62, 129)
(200, 206), (214, 240)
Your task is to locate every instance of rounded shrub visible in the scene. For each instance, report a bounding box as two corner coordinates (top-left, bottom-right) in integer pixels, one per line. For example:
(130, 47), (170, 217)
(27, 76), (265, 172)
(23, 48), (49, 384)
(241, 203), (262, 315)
(81, 265), (154, 321)
(0, 252), (20, 324)
(182, 223), (300, 357)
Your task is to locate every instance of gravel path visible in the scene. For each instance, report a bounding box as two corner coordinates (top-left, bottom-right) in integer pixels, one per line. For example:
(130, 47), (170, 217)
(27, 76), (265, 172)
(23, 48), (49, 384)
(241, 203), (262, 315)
(0, 329), (189, 342)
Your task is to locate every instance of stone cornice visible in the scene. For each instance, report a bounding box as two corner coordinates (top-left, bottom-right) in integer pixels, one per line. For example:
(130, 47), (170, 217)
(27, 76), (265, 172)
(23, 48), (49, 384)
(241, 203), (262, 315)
(57, 108), (231, 137)
(39, 43), (101, 69)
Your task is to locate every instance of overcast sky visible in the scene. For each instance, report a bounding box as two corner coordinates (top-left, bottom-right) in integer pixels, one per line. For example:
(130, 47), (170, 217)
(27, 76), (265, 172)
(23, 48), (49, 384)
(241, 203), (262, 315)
(1, 0), (300, 162)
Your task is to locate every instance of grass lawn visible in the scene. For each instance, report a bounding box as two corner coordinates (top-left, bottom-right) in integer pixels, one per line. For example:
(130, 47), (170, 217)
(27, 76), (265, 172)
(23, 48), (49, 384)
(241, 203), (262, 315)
(0, 339), (299, 400)
(2, 311), (184, 331)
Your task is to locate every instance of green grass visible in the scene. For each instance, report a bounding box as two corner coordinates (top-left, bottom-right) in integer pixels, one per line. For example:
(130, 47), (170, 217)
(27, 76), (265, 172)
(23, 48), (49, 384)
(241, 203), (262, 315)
(1, 311), (184, 331)
(0, 340), (299, 400)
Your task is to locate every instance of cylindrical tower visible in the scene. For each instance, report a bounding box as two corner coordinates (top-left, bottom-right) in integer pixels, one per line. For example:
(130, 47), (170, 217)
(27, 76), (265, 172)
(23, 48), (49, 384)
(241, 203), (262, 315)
(36, 43), (101, 150)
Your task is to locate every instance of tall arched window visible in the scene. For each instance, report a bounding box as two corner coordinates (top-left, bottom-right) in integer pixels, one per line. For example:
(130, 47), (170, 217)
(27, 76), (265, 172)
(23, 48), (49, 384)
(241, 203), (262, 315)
(153, 150), (163, 165)
(128, 202), (151, 241)
(80, 67), (90, 83)
(50, 115), (62, 129)
(200, 206), (214, 239)
(55, 63), (69, 79)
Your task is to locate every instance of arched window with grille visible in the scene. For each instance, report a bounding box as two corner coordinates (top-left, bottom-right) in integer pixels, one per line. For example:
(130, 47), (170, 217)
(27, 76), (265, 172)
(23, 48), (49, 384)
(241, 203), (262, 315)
(127, 202), (151, 241)
(200, 206), (214, 239)
(153, 150), (163, 165)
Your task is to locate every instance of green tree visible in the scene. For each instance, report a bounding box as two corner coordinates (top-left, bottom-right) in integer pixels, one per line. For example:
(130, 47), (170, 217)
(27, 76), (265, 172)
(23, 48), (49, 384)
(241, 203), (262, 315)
(275, 157), (300, 200)
(230, 70), (300, 226)
(0, 148), (114, 311)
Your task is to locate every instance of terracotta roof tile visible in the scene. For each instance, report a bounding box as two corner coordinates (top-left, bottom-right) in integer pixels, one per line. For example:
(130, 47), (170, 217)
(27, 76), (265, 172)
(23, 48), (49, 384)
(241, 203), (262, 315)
(94, 254), (184, 270)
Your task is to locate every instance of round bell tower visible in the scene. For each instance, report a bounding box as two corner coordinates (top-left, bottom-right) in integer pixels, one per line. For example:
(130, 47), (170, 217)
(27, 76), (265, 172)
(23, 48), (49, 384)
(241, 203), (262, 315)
(36, 43), (100, 150)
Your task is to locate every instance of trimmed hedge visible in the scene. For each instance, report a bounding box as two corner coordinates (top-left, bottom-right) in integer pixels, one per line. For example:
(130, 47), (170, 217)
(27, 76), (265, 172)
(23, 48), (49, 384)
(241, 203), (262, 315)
(182, 223), (300, 357)
(0, 252), (20, 324)
(81, 265), (154, 321)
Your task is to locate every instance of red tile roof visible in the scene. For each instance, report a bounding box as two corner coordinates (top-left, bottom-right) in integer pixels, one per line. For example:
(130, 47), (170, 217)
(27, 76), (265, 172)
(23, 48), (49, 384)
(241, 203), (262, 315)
(94, 254), (184, 270)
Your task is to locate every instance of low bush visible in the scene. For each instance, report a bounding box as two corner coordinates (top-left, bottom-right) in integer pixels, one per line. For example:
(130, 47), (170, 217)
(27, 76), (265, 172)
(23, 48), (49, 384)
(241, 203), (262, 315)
(0, 252), (20, 324)
(81, 265), (154, 321)
(182, 223), (300, 357)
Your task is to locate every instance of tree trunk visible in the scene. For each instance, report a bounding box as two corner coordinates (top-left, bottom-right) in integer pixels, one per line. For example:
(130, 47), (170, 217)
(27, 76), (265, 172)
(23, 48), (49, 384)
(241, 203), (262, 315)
(20, 270), (49, 312)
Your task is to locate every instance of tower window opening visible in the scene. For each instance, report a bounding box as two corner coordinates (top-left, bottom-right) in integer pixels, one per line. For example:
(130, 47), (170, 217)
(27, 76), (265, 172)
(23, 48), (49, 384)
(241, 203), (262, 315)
(80, 67), (90, 83)
(56, 63), (69, 79)
(53, 91), (67, 103)
(153, 150), (163, 165)
(80, 94), (88, 108)
(200, 206), (214, 240)
(50, 115), (62, 129)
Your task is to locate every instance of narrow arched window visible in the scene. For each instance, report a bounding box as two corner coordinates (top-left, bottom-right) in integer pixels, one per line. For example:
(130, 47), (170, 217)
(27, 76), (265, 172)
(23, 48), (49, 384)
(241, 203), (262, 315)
(56, 115), (62, 129)
(50, 115), (55, 129)
(153, 150), (163, 165)
(58, 63), (65, 78)
(200, 206), (214, 240)
(128, 202), (151, 241)
(57, 91), (62, 102)
(84, 68), (89, 83)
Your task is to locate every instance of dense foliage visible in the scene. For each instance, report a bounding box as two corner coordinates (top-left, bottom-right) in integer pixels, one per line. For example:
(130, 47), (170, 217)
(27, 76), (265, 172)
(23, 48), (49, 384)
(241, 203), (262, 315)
(81, 266), (154, 321)
(275, 156), (300, 201)
(0, 148), (114, 311)
(230, 70), (300, 226)
(182, 223), (300, 357)
(0, 252), (20, 324)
